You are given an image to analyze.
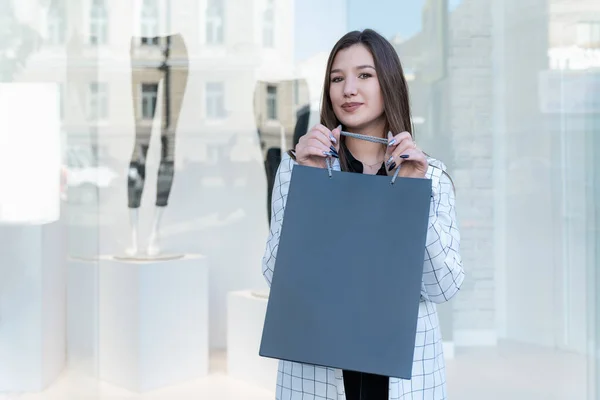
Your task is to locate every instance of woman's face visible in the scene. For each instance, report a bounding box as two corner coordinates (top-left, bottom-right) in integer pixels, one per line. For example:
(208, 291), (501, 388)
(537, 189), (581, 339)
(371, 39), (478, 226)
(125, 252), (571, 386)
(329, 43), (385, 133)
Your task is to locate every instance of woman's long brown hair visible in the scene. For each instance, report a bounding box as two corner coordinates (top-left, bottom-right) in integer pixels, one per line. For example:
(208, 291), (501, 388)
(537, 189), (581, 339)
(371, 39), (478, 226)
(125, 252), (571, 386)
(288, 29), (413, 171)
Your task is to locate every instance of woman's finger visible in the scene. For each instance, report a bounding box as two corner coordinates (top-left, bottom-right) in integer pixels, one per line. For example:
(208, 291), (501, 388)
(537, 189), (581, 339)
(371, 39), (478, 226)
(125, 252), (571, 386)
(396, 148), (428, 172)
(387, 131), (411, 148)
(384, 131), (412, 164)
(307, 137), (337, 156)
(388, 144), (422, 174)
(311, 124), (336, 146)
(392, 140), (414, 158)
(306, 131), (337, 156)
(299, 136), (337, 156)
(331, 125), (342, 151)
(299, 129), (334, 156)
(385, 142), (413, 171)
(306, 145), (338, 159)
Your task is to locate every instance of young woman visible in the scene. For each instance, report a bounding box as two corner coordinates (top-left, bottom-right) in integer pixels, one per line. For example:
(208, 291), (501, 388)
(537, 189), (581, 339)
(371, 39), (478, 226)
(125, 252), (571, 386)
(262, 29), (464, 400)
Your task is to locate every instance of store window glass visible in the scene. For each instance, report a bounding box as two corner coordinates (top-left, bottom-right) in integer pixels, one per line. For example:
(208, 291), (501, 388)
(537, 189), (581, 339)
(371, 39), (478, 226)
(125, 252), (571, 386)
(1, 0), (599, 399)
(205, 81), (226, 119)
(263, 0), (275, 48)
(47, 0), (66, 46)
(89, 0), (108, 45)
(140, 0), (159, 43)
(205, 0), (224, 46)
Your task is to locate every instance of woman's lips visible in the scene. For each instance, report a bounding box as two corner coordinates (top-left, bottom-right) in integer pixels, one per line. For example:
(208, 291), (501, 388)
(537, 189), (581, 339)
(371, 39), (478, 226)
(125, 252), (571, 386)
(341, 103), (363, 112)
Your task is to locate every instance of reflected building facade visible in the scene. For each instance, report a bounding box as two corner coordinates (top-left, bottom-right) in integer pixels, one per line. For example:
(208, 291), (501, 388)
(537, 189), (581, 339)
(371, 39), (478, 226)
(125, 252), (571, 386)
(2, 0), (600, 398)
(9, 0), (295, 349)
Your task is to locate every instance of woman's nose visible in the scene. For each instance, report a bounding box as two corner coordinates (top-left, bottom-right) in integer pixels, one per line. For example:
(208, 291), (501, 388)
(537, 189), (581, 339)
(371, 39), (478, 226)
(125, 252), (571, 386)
(343, 78), (357, 97)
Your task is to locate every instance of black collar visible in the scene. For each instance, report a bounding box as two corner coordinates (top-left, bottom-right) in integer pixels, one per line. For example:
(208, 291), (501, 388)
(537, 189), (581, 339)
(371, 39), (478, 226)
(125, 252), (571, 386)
(341, 141), (387, 176)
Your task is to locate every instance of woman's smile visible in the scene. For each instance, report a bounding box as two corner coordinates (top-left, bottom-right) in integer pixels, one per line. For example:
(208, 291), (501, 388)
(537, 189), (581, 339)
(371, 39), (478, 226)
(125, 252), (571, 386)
(341, 102), (363, 112)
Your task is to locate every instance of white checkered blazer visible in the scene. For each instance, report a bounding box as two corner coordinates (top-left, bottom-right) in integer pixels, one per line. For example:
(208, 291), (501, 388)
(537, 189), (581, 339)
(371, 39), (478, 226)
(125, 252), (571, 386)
(262, 152), (465, 400)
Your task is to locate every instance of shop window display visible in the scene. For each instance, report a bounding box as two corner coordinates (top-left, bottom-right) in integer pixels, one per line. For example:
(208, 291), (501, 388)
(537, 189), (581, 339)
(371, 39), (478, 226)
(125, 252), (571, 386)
(0, 0), (599, 398)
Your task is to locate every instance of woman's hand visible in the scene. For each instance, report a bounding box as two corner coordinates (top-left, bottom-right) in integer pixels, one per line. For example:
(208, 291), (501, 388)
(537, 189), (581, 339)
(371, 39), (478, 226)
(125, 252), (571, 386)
(294, 124), (341, 168)
(383, 131), (428, 178)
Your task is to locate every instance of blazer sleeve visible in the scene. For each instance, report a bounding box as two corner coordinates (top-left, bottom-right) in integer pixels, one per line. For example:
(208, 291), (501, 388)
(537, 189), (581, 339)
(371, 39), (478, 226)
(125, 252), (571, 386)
(421, 169), (465, 303)
(262, 152), (296, 287)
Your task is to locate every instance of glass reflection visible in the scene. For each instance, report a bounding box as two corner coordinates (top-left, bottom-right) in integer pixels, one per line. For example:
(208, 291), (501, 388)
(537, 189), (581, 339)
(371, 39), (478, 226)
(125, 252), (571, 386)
(0, 0), (598, 398)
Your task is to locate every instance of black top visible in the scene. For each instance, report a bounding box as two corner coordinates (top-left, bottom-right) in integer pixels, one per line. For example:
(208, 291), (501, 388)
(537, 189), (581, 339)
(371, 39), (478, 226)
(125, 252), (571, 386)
(341, 141), (387, 176)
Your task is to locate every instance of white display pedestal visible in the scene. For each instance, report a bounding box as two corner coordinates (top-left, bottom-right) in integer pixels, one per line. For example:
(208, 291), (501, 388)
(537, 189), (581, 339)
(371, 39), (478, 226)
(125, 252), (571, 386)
(0, 82), (62, 224)
(66, 257), (100, 379)
(0, 221), (66, 392)
(227, 290), (278, 392)
(97, 254), (209, 392)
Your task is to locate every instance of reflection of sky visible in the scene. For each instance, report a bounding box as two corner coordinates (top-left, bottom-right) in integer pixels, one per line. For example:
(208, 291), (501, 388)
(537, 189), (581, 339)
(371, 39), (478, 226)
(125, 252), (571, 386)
(346, 0), (427, 43)
(294, 0), (348, 63)
(448, 0), (463, 11)
(295, 0), (464, 62)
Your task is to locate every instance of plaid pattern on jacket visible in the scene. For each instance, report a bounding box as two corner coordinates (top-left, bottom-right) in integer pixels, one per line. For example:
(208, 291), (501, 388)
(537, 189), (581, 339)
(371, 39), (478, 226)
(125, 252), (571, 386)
(262, 152), (465, 400)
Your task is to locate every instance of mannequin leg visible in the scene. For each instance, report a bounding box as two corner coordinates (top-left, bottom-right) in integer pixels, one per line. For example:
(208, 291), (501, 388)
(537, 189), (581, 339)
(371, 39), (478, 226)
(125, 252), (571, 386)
(126, 36), (153, 256)
(147, 137), (172, 256)
(146, 205), (165, 256)
(147, 34), (189, 256)
(126, 144), (150, 256)
(126, 208), (140, 256)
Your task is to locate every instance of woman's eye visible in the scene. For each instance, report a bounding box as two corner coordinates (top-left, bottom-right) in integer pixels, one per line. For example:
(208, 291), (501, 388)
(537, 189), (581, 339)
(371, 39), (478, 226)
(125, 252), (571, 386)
(331, 76), (343, 83)
(359, 73), (372, 79)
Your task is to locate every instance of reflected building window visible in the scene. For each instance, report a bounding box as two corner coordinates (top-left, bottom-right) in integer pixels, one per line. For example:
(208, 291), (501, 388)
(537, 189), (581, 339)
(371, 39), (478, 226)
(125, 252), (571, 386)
(141, 83), (159, 119)
(141, 0), (159, 45)
(576, 21), (600, 48)
(267, 84), (277, 120)
(263, 0), (274, 47)
(89, 0), (108, 45)
(205, 81), (226, 119)
(47, 0), (66, 45)
(88, 82), (108, 121)
(206, 0), (224, 45)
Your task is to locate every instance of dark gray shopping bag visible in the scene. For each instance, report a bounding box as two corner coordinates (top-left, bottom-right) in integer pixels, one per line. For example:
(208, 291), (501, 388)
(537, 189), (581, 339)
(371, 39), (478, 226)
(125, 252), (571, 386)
(259, 164), (432, 379)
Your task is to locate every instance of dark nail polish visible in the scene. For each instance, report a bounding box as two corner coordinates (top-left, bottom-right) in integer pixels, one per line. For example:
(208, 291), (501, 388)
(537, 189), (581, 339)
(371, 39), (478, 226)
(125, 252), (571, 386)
(328, 151), (339, 158)
(386, 156), (394, 166)
(388, 162), (396, 172)
(400, 154), (409, 159)
(330, 146), (339, 156)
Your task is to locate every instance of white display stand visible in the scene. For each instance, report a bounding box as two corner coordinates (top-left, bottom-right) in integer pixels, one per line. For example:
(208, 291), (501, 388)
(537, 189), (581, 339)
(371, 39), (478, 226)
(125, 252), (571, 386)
(66, 256), (100, 379)
(0, 221), (66, 392)
(0, 83), (62, 224)
(96, 254), (209, 392)
(227, 290), (278, 392)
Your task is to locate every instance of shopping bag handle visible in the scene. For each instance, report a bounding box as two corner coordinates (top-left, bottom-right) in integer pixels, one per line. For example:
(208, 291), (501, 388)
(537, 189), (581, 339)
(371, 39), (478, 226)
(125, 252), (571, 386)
(326, 130), (401, 184)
